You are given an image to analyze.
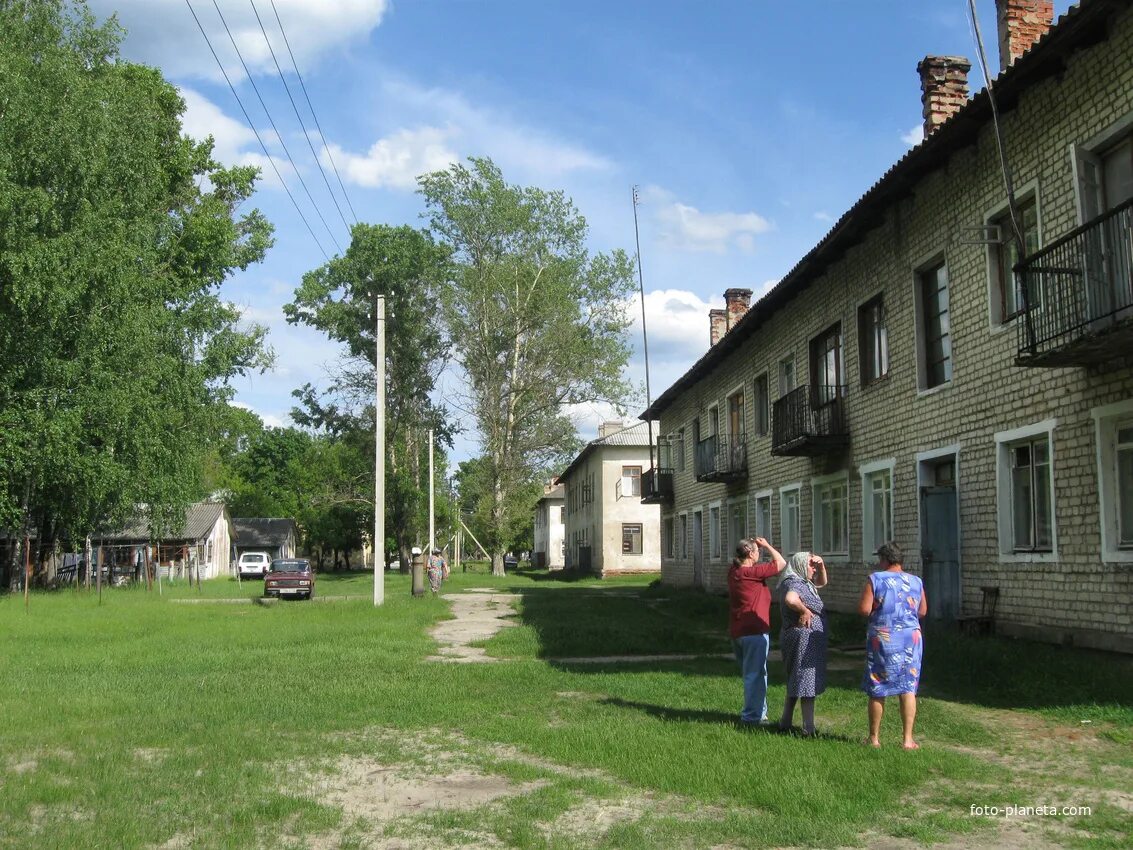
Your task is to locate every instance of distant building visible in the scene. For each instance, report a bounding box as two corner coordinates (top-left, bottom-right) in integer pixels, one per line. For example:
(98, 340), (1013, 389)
(231, 517), (299, 563)
(533, 480), (566, 569)
(99, 500), (234, 582)
(560, 421), (662, 577)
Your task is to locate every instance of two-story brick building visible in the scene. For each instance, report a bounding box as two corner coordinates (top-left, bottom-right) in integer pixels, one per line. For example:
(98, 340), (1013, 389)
(640, 0), (1133, 653)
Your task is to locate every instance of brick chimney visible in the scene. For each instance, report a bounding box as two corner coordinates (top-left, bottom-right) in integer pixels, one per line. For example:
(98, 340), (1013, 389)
(598, 421), (627, 439)
(996, 0), (1054, 71)
(709, 308), (727, 346)
(724, 288), (753, 331)
(917, 56), (972, 136)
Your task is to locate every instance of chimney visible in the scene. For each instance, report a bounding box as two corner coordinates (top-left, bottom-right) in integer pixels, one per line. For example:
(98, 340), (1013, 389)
(709, 308), (727, 346)
(598, 421), (626, 439)
(996, 0), (1054, 71)
(917, 56), (971, 136)
(723, 288), (753, 331)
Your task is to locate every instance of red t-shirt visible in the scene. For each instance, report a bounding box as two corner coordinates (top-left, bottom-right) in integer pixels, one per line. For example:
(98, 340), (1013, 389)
(728, 561), (781, 638)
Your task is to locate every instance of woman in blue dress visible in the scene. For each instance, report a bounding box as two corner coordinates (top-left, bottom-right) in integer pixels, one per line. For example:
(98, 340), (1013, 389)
(857, 541), (927, 749)
(776, 551), (828, 736)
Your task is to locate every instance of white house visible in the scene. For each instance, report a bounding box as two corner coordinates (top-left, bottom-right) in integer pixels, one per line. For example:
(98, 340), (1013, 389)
(533, 480), (566, 570)
(560, 421), (662, 577)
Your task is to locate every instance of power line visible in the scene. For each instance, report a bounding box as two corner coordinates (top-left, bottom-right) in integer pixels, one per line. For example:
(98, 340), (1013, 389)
(207, 0), (344, 254)
(269, 0), (360, 225)
(248, 0), (352, 233)
(184, 0), (330, 261)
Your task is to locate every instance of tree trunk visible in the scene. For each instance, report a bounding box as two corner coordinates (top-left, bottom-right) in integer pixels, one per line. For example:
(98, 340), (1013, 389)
(490, 477), (506, 577)
(343, 550), (351, 570)
(399, 542), (410, 575)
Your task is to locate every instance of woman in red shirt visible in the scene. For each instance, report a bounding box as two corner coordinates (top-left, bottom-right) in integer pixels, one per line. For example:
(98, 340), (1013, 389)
(728, 536), (788, 726)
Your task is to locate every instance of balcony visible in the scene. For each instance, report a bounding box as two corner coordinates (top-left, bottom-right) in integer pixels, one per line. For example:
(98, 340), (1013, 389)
(695, 434), (748, 483)
(640, 467), (674, 504)
(1016, 198), (1133, 367)
(771, 385), (849, 456)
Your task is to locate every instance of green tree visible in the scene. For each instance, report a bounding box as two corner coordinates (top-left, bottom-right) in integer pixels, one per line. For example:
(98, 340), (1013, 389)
(0, 0), (273, 585)
(285, 224), (451, 572)
(419, 158), (635, 575)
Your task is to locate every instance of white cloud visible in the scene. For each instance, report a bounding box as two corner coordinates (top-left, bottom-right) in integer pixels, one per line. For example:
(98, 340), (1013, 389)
(324, 126), (459, 190)
(814, 211), (834, 223)
(902, 124), (925, 147)
(227, 400), (287, 429)
(89, 0), (389, 82)
(637, 186), (772, 254)
(628, 289), (715, 356)
(563, 402), (631, 439)
(179, 87), (293, 188)
(379, 78), (613, 182)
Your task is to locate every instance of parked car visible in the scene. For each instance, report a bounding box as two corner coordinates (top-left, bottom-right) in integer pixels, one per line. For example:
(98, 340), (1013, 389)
(263, 558), (315, 600)
(504, 554), (519, 569)
(237, 551), (271, 579)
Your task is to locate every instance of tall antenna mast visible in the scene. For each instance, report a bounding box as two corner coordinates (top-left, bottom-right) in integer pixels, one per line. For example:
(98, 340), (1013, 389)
(632, 186), (655, 470)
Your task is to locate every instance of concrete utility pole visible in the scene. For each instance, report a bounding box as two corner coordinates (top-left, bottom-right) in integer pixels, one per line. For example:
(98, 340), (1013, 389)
(428, 428), (435, 555)
(374, 294), (386, 607)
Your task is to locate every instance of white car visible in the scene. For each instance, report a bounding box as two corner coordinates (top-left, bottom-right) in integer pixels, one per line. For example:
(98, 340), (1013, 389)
(237, 551), (271, 579)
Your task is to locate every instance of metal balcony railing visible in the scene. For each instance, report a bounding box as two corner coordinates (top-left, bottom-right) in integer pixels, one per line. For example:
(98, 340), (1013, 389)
(1016, 197), (1133, 366)
(771, 385), (849, 456)
(641, 467), (674, 504)
(694, 434), (748, 482)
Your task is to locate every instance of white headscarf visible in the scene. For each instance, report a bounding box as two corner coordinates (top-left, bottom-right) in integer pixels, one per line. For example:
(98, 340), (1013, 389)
(781, 551), (816, 595)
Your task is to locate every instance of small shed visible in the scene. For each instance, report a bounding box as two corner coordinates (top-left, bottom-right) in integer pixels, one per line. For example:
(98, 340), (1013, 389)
(98, 501), (234, 582)
(231, 518), (299, 562)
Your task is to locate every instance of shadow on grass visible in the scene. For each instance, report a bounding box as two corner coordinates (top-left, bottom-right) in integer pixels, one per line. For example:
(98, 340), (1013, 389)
(500, 579), (1133, 718)
(598, 697), (858, 742)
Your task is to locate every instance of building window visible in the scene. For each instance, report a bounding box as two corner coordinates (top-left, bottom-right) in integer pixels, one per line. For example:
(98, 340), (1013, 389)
(858, 295), (889, 384)
(753, 492), (772, 540)
(990, 196), (1041, 322)
(995, 420), (1056, 559)
(754, 373), (770, 436)
(678, 514), (688, 559)
(622, 523), (643, 555)
(729, 501), (746, 555)
(709, 504), (721, 559)
(809, 323), (843, 406)
(778, 355), (796, 397)
(1076, 127), (1133, 223)
(676, 428), (686, 471)
(621, 465), (641, 497)
(917, 260), (952, 389)
(1092, 401), (1133, 561)
(779, 486), (801, 555)
(859, 461), (894, 560)
(727, 388), (745, 442)
(663, 516), (674, 558)
(812, 474), (849, 557)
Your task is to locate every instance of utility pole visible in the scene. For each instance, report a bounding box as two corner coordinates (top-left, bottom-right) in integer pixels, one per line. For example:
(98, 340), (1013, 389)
(374, 293), (386, 607)
(428, 428), (435, 555)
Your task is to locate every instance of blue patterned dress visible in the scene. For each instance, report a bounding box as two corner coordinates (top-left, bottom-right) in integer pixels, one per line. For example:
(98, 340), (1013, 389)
(862, 570), (924, 697)
(778, 576), (827, 698)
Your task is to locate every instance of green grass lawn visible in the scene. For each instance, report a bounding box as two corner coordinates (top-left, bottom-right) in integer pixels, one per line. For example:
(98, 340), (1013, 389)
(1, 568), (1130, 849)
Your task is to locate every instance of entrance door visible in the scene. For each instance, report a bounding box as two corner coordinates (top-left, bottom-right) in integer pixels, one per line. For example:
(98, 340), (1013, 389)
(920, 485), (960, 619)
(692, 511), (704, 588)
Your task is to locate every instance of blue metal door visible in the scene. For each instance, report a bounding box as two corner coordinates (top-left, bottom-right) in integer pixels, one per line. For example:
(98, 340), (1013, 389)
(920, 486), (960, 620)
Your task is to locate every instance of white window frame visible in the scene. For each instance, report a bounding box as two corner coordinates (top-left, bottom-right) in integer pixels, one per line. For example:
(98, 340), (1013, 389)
(858, 458), (896, 562)
(621, 523), (643, 556)
(677, 511), (688, 560)
(994, 419), (1058, 563)
(726, 497), (747, 558)
(811, 472), (850, 561)
(1092, 399), (1133, 563)
(912, 250), (953, 396)
(708, 500), (722, 560)
(662, 514), (674, 560)
(778, 354), (796, 398)
(779, 483), (802, 556)
(620, 465), (642, 499)
(984, 179), (1042, 331)
(752, 489), (773, 541)
(857, 292), (890, 386)
(1070, 109), (1133, 224)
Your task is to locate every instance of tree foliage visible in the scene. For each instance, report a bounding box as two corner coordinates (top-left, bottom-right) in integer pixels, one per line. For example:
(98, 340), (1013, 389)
(0, 0), (273, 583)
(285, 224), (451, 568)
(418, 158), (635, 575)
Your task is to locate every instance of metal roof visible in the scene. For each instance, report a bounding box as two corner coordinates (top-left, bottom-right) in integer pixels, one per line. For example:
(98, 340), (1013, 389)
(640, 0), (1127, 420)
(231, 517), (298, 547)
(559, 421), (653, 481)
(102, 501), (228, 542)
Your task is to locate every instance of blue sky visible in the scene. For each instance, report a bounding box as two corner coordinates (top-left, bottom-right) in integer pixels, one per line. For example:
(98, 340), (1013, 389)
(88, 0), (1073, 460)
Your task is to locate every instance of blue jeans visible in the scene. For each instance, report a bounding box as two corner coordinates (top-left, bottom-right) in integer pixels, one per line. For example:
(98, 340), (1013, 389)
(733, 633), (770, 723)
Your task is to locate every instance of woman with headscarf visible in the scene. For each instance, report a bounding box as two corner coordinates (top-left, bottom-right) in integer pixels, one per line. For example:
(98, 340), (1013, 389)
(775, 551), (828, 736)
(426, 548), (449, 595)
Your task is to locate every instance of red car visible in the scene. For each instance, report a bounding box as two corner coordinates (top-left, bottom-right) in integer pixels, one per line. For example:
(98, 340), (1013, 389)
(263, 558), (315, 600)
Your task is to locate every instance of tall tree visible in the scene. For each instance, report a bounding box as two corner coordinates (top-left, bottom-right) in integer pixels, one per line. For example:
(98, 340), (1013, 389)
(285, 223), (451, 571)
(419, 158), (636, 575)
(0, 0), (273, 585)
